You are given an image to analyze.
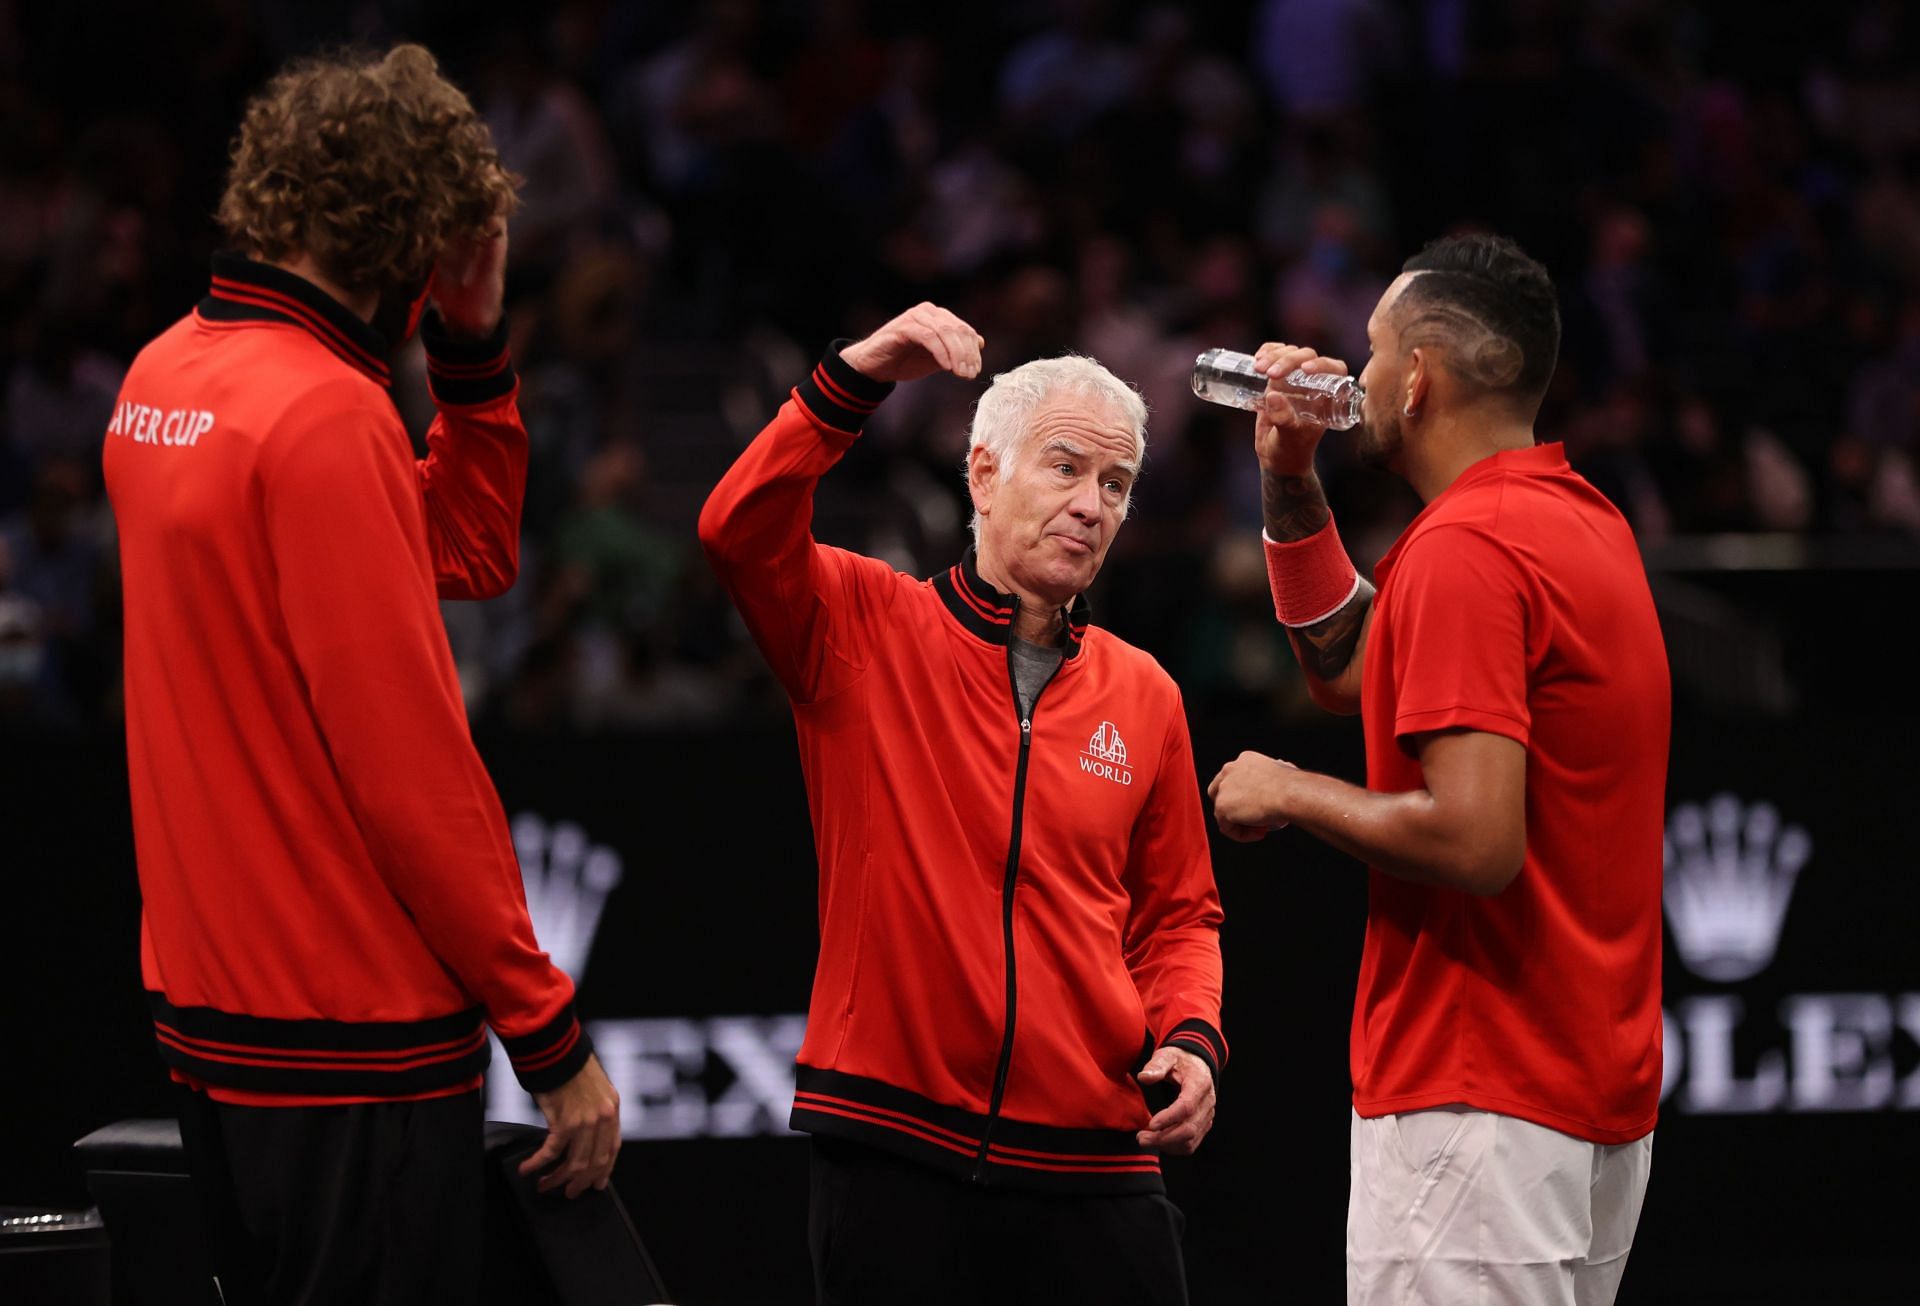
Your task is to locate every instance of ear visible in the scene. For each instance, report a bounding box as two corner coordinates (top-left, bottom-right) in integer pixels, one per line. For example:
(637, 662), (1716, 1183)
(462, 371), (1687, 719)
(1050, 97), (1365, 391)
(968, 443), (998, 520)
(1405, 347), (1432, 417)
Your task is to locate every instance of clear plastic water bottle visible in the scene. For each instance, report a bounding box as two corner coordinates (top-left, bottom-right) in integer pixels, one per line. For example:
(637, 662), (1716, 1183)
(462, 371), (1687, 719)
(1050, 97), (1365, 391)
(1191, 348), (1364, 430)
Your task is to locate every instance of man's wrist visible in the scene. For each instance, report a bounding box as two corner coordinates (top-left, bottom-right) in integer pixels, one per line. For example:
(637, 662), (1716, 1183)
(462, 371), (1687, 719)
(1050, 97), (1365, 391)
(793, 339), (895, 437)
(1259, 455), (1316, 481)
(838, 338), (881, 380)
(499, 1001), (595, 1094)
(437, 311), (502, 342)
(421, 309), (516, 406)
(1161, 1018), (1227, 1084)
(1264, 765), (1304, 826)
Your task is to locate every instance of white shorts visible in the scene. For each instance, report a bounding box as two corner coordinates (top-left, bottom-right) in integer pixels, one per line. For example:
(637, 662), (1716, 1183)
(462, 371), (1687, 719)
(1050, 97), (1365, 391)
(1347, 1106), (1653, 1306)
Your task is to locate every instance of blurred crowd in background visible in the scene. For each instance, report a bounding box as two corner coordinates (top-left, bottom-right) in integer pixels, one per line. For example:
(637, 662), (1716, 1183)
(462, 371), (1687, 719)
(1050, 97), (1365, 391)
(4, 0), (1919, 733)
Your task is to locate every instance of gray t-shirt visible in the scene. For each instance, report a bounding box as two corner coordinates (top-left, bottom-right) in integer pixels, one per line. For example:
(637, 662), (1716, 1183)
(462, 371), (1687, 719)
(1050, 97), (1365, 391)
(1010, 636), (1065, 721)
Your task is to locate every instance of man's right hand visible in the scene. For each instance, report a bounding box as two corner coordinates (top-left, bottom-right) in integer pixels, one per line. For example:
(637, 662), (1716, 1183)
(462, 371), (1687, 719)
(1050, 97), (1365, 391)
(519, 1052), (622, 1198)
(839, 302), (985, 384)
(1253, 341), (1350, 477)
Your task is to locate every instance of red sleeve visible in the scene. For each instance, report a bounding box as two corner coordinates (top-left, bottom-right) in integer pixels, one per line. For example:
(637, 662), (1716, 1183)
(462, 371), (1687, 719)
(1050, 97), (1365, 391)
(261, 380), (590, 1092)
(696, 346), (901, 704)
(1387, 525), (1535, 752)
(416, 312), (527, 601)
(1122, 686), (1228, 1082)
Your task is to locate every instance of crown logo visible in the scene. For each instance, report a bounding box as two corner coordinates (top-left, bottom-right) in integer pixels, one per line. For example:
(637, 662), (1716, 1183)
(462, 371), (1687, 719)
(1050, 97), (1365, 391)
(1086, 721), (1128, 765)
(1662, 794), (1810, 982)
(510, 811), (625, 978)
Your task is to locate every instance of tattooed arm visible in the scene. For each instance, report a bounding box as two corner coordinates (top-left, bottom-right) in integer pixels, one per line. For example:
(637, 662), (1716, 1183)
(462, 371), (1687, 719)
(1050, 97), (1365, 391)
(1253, 341), (1375, 714)
(1262, 465), (1374, 714)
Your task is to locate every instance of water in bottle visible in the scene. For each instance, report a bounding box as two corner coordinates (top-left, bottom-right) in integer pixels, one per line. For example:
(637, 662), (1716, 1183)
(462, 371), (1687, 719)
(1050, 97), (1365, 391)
(1191, 348), (1364, 430)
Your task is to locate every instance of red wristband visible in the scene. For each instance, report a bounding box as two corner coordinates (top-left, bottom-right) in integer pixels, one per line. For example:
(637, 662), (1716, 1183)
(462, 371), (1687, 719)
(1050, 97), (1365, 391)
(1263, 517), (1361, 627)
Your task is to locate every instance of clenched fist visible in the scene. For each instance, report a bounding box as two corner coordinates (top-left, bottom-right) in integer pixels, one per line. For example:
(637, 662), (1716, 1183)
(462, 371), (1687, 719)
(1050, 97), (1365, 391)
(1207, 751), (1302, 842)
(1252, 341), (1351, 477)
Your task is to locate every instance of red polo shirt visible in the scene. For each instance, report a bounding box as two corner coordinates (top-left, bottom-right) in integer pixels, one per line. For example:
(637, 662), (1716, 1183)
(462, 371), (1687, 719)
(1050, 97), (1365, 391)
(1352, 442), (1669, 1144)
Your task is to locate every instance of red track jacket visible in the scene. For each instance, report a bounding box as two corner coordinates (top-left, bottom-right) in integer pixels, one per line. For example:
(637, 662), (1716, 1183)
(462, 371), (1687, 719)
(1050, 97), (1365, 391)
(699, 347), (1226, 1194)
(103, 256), (590, 1105)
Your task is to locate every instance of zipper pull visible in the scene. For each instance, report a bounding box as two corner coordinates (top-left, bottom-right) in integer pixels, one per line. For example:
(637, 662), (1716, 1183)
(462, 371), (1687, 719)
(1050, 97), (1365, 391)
(1021, 718), (1032, 747)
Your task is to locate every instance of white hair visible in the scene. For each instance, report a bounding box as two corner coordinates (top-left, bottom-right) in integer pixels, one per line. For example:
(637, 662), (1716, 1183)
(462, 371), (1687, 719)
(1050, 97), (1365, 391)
(965, 354), (1149, 544)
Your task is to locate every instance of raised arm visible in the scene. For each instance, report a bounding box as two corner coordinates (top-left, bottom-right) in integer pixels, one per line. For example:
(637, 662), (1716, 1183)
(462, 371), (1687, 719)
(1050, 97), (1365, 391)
(697, 303), (983, 703)
(415, 223), (527, 601)
(1254, 342), (1376, 714)
(415, 312), (526, 598)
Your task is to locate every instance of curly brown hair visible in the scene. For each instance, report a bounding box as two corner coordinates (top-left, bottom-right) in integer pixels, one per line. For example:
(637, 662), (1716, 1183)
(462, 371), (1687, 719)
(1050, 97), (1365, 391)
(217, 44), (519, 298)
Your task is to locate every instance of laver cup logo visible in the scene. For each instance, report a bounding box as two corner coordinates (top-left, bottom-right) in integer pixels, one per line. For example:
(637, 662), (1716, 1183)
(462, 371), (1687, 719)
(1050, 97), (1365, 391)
(1663, 795), (1810, 982)
(488, 812), (806, 1139)
(1080, 721), (1133, 785)
(1659, 795), (1920, 1114)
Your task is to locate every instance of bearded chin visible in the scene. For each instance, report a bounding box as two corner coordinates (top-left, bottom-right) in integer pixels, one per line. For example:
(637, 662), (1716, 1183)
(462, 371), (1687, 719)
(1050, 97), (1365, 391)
(1355, 411), (1402, 471)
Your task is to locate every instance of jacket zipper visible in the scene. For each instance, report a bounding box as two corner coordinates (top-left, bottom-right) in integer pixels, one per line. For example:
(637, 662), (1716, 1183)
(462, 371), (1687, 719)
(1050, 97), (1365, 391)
(973, 599), (1061, 1181)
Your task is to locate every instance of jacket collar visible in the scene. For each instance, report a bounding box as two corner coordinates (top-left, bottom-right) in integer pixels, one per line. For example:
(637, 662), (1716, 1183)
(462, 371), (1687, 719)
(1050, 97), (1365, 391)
(932, 548), (1091, 659)
(197, 253), (391, 388)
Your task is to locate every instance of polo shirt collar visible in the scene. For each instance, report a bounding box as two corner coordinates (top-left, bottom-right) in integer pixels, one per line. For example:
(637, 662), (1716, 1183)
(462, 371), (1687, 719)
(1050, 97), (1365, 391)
(1376, 441), (1569, 582)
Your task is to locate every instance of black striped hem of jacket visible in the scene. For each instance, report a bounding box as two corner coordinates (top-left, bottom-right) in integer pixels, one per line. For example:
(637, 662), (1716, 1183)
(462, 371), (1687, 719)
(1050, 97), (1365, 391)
(148, 992), (491, 1098)
(790, 1066), (1166, 1196)
(148, 993), (594, 1097)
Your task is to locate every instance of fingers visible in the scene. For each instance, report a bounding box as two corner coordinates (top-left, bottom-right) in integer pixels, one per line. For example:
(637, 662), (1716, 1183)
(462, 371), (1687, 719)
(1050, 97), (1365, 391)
(846, 303), (986, 383)
(907, 303), (985, 379)
(1144, 1060), (1207, 1131)
(590, 1111), (622, 1192)
(1206, 753), (1260, 801)
(1209, 753), (1291, 838)
(1253, 342), (1319, 382)
(572, 1108), (620, 1197)
(539, 1110), (618, 1198)
(528, 1064), (621, 1197)
(909, 320), (956, 373)
(1135, 1047), (1178, 1083)
(949, 325), (985, 379)
(1251, 342), (1350, 378)
(532, 1121), (580, 1194)
(517, 1130), (566, 1178)
(1136, 1063), (1217, 1155)
(1143, 1100), (1216, 1155)
(542, 1117), (595, 1198)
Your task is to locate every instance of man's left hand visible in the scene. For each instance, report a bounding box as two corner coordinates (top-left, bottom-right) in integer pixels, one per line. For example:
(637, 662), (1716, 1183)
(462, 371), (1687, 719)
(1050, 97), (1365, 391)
(1136, 1046), (1216, 1155)
(1208, 751), (1301, 841)
(431, 220), (508, 339)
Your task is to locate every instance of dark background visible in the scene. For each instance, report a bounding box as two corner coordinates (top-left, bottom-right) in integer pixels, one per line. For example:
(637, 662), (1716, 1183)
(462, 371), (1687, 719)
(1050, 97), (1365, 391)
(9, 637), (1919, 1303)
(5, 0), (1920, 1301)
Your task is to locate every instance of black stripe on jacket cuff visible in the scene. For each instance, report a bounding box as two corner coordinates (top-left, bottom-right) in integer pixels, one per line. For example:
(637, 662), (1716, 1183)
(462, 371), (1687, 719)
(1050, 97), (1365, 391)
(499, 1003), (594, 1094)
(792, 338), (894, 435)
(1162, 1018), (1227, 1085)
(421, 309), (517, 406)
